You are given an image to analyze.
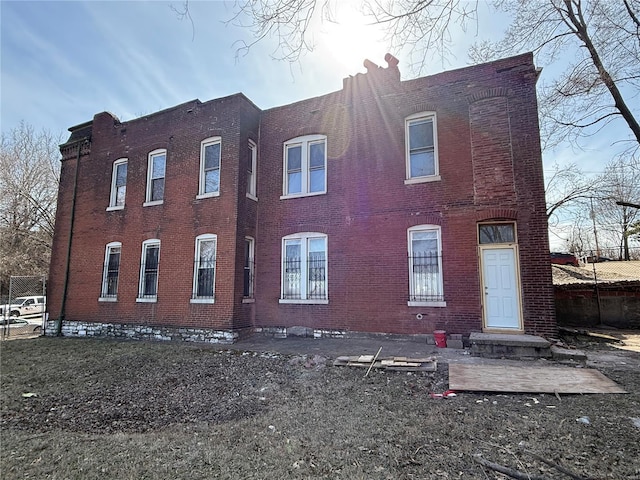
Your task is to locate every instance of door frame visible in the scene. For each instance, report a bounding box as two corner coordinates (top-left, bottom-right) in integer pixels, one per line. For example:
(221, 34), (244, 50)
(478, 222), (524, 333)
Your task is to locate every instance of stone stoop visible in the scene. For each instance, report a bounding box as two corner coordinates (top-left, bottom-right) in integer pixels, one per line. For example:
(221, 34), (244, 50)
(469, 332), (552, 359)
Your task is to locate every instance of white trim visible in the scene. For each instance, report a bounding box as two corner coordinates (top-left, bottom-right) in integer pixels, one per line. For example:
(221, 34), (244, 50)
(190, 298), (215, 304)
(196, 192), (220, 200)
(282, 134), (327, 198)
(279, 299), (329, 305)
(146, 149), (167, 203)
(404, 175), (442, 185)
(108, 158), (128, 210)
(408, 301), (447, 307)
(246, 193), (258, 201)
(98, 297), (118, 303)
(137, 239), (160, 301)
(407, 225), (444, 304)
(198, 137), (221, 197)
(242, 298), (256, 304)
(405, 112), (439, 181)
(192, 234), (217, 301)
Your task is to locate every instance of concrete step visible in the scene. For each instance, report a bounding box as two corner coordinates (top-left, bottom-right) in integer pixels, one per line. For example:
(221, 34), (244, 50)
(469, 332), (552, 359)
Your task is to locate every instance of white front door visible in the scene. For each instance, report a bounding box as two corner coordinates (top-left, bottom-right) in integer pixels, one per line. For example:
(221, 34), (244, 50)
(481, 247), (522, 330)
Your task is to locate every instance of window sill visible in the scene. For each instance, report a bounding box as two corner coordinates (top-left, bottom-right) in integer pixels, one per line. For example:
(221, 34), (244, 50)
(190, 298), (215, 304)
(106, 205), (124, 212)
(242, 297), (255, 304)
(279, 299), (329, 305)
(404, 175), (441, 185)
(143, 200), (163, 207)
(280, 191), (326, 200)
(98, 297), (118, 302)
(246, 193), (258, 202)
(196, 192), (220, 200)
(408, 301), (447, 308)
(136, 297), (157, 303)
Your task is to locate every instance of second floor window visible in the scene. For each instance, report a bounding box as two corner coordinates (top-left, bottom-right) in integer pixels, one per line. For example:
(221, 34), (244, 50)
(283, 135), (327, 198)
(146, 150), (166, 204)
(108, 159), (127, 210)
(138, 239), (160, 301)
(405, 113), (438, 182)
(247, 140), (257, 199)
(199, 138), (221, 197)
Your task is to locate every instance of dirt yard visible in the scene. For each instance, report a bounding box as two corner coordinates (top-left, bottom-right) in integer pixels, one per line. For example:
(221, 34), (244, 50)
(1, 335), (639, 479)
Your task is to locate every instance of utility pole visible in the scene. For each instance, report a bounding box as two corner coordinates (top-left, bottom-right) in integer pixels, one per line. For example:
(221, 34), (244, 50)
(590, 197), (601, 260)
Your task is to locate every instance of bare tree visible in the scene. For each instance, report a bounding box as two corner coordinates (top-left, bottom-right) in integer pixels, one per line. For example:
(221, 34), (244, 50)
(545, 162), (602, 219)
(0, 122), (62, 288)
(595, 157), (640, 259)
(208, 0), (639, 153)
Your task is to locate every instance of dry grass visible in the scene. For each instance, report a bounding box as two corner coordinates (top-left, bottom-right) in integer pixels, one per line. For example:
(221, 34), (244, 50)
(2, 337), (640, 479)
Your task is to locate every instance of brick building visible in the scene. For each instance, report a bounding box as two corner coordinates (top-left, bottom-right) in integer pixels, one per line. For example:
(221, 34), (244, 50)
(47, 53), (556, 343)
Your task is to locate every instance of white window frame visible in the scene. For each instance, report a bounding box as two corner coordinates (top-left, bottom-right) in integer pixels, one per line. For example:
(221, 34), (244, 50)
(137, 239), (160, 302)
(191, 234), (217, 303)
(407, 225), (446, 307)
(243, 236), (255, 302)
(281, 134), (327, 199)
(144, 149), (166, 206)
(107, 158), (127, 211)
(246, 140), (257, 201)
(280, 232), (328, 304)
(404, 112), (440, 184)
(197, 137), (222, 199)
(99, 241), (122, 302)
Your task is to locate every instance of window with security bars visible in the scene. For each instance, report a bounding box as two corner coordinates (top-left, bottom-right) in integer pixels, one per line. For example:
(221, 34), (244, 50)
(100, 242), (121, 300)
(244, 237), (255, 298)
(405, 113), (438, 181)
(146, 150), (166, 203)
(281, 234), (327, 302)
(108, 159), (127, 209)
(408, 226), (444, 303)
(138, 240), (160, 300)
(199, 138), (221, 197)
(192, 235), (216, 301)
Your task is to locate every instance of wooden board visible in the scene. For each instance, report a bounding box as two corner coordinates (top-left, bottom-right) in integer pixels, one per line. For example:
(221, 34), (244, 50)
(333, 356), (437, 372)
(448, 364), (626, 394)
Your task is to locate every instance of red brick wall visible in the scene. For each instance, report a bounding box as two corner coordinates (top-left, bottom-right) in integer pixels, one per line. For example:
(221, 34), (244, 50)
(49, 53), (556, 338)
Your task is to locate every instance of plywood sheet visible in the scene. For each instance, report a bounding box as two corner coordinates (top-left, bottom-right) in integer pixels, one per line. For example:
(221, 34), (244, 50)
(449, 364), (626, 394)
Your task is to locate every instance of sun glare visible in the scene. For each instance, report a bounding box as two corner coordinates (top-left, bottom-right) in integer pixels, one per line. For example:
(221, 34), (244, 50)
(316, 3), (389, 74)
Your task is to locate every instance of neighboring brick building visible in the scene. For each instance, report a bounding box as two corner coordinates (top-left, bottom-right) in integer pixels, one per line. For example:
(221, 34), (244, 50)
(47, 53), (556, 343)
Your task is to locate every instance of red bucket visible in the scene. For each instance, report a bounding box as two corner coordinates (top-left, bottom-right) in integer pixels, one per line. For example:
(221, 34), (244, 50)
(433, 330), (447, 348)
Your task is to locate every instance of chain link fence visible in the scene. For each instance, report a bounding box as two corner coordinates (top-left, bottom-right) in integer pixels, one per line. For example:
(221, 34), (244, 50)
(0, 276), (47, 340)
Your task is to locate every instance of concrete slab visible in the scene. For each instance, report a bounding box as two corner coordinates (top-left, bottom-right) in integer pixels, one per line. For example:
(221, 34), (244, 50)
(469, 332), (550, 348)
(551, 345), (587, 363)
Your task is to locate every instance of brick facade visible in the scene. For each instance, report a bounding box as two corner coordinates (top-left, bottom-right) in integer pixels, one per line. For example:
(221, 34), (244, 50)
(48, 53), (556, 342)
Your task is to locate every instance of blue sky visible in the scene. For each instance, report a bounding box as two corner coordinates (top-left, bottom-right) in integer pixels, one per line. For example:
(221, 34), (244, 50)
(1, 1), (634, 249)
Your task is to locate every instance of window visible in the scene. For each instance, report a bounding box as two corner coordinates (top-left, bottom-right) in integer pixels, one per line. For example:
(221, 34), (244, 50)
(479, 223), (516, 244)
(281, 233), (327, 303)
(408, 225), (445, 306)
(244, 237), (255, 298)
(247, 140), (257, 199)
(145, 149), (166, 205)
(405, 113), (439, 183)
(282, 135), (327, 198)
(100, 242), (121, 301)
(137, 239), (160, 302)
(191, 234), (217, 302)
(107, 159), (127, 210)
(198, 138), (221, 198)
